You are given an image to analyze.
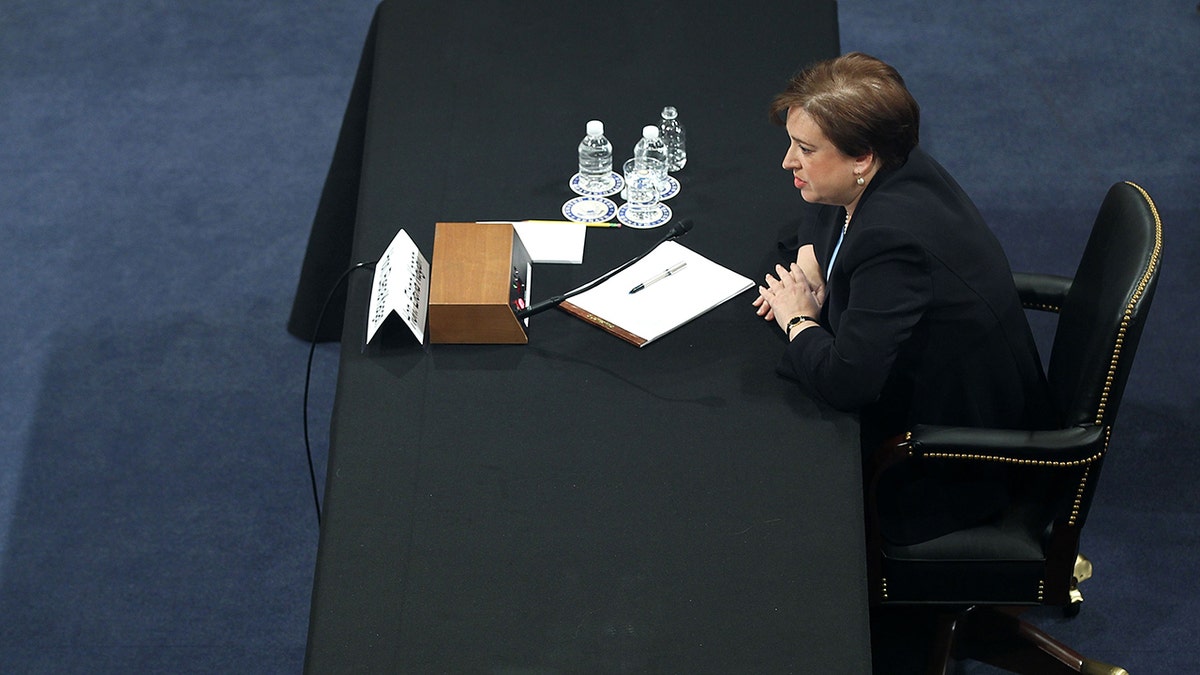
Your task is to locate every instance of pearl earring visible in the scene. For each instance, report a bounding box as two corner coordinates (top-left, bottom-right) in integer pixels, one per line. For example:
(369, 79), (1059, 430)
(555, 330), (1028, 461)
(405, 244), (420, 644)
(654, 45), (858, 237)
(855, 174), (865, 186)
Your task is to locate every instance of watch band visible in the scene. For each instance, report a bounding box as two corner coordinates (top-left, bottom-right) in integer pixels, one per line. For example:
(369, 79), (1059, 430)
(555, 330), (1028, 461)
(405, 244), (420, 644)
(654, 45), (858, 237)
(786, 315), (818, 338)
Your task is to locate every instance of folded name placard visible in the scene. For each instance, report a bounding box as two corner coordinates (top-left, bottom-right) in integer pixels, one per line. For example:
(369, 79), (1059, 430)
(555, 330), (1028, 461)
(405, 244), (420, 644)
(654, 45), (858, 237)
(559, 240), (753, 347)
(366, 228), (430, 345)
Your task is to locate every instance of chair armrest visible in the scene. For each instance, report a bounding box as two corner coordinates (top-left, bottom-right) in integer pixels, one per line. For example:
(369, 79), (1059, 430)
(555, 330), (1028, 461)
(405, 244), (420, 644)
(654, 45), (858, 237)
(1013, 272), (1072, 312)
(900, 423), (1107, 467)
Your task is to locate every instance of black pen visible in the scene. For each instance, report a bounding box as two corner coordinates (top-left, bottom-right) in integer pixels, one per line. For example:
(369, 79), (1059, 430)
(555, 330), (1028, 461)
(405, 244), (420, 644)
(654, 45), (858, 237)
(629, 261), (687, 294)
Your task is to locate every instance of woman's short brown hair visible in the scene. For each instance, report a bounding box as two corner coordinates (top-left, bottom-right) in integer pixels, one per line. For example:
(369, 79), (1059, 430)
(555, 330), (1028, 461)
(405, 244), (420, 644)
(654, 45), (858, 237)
(770, 52), (920, 170)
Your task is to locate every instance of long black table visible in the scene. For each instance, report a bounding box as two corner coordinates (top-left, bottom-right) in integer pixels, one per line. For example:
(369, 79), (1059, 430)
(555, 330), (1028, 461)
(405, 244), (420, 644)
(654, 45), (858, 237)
(292, 2), (871, 672)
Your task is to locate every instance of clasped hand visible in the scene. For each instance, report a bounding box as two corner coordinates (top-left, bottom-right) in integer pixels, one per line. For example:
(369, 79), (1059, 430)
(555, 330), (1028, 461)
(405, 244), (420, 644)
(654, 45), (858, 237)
(753, 245), (825, 333)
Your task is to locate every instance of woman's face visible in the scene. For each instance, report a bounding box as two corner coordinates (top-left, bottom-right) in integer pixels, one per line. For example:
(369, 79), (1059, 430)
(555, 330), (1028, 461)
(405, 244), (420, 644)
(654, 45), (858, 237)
(782, 107), (864, 208)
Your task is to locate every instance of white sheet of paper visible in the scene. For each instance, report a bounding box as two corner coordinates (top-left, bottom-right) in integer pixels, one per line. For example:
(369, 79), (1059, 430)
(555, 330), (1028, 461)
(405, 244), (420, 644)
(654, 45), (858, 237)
(508, 220), (587, 264)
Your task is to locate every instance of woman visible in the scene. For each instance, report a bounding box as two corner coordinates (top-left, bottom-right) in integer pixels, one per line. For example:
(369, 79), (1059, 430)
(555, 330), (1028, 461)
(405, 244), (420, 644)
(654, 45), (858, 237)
(754, 53), (1056, 544)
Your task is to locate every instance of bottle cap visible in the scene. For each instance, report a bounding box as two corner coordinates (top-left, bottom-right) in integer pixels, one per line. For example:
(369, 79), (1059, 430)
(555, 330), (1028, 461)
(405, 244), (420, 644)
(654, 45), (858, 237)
(662, 106), (678, 119)
(642, 125), (660, 140)
(586, 120), (604, 136)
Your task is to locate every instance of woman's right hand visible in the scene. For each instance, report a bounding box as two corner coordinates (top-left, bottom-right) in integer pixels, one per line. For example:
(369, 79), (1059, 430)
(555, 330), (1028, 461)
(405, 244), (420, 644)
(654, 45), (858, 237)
(753, 244), (826, 321)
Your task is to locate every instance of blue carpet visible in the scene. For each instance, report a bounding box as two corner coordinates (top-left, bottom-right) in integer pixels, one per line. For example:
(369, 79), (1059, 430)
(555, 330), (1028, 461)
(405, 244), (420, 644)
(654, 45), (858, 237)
(1, 1), (1196, 673)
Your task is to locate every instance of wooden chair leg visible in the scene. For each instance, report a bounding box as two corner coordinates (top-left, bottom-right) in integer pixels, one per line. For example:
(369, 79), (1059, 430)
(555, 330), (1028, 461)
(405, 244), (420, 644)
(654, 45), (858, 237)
(944, 606), (1128, 675)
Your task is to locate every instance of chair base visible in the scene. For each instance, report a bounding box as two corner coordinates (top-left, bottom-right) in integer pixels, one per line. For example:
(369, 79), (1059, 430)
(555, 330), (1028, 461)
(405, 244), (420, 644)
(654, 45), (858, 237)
(929, 606), (1127, 675)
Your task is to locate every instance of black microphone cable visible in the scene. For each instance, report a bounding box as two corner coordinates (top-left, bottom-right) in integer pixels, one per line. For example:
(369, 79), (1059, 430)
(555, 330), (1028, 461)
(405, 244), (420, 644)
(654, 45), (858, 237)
(302, 259), (377, 528)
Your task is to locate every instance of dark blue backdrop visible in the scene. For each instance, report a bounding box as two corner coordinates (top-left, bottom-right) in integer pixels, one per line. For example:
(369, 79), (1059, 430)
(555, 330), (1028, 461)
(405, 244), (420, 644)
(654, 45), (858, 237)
(1, 1), (1196, 673)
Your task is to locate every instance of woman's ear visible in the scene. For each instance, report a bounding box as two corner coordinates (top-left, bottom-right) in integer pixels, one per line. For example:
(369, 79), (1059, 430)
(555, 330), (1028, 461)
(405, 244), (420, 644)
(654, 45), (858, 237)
(853, 151), (877, 176)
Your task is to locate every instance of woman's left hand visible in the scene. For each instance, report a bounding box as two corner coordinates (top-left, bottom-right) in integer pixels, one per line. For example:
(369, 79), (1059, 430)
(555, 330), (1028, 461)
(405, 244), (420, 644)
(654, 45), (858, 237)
(758, 263), (822, 334)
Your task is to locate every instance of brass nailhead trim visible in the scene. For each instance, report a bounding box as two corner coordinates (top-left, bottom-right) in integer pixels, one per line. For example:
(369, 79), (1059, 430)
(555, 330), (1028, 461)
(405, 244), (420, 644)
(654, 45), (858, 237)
(1097, 181), (1163, 426)
(1023, 302), (1062, 313)
(919, 449), (1106, 468)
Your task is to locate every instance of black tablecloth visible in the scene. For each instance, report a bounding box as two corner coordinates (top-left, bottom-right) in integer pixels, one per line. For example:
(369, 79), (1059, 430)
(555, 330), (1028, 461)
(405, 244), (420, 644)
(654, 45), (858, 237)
(295, 2), (870, 672)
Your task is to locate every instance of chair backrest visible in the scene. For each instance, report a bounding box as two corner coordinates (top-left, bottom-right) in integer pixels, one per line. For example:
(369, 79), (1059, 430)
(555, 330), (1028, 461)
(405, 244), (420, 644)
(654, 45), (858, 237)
(1047, 182), (1163, 429)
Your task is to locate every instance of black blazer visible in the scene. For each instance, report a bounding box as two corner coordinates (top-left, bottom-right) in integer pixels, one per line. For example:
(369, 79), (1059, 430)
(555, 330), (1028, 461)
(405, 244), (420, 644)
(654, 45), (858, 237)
(778, 147), (1056, 450)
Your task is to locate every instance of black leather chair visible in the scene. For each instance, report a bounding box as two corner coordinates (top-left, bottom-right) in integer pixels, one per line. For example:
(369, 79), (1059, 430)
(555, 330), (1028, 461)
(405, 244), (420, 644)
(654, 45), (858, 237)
(865, 181), (1163, 674)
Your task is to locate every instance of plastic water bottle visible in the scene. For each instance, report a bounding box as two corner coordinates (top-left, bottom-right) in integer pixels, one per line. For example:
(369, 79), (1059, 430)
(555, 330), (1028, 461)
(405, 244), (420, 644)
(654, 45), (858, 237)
(659, 106), (687, 171)
(577, 120), (612, 190)
(633, 125), (669, 188)
(633, 125), (668, 167)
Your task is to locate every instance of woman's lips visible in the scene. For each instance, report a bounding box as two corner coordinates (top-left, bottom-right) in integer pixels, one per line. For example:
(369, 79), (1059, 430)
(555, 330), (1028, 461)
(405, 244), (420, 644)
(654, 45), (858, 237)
(794, 176), (806, 189)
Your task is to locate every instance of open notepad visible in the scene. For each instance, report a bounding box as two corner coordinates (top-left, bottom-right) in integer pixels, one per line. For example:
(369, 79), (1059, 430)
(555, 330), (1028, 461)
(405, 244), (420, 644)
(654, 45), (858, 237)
(559, 240), (754, 347)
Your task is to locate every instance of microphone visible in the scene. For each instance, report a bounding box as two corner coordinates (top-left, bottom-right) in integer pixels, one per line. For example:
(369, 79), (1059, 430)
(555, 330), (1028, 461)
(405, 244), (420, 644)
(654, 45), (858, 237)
(515, 218), (695, 320)
(662, 217), (694, 239)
